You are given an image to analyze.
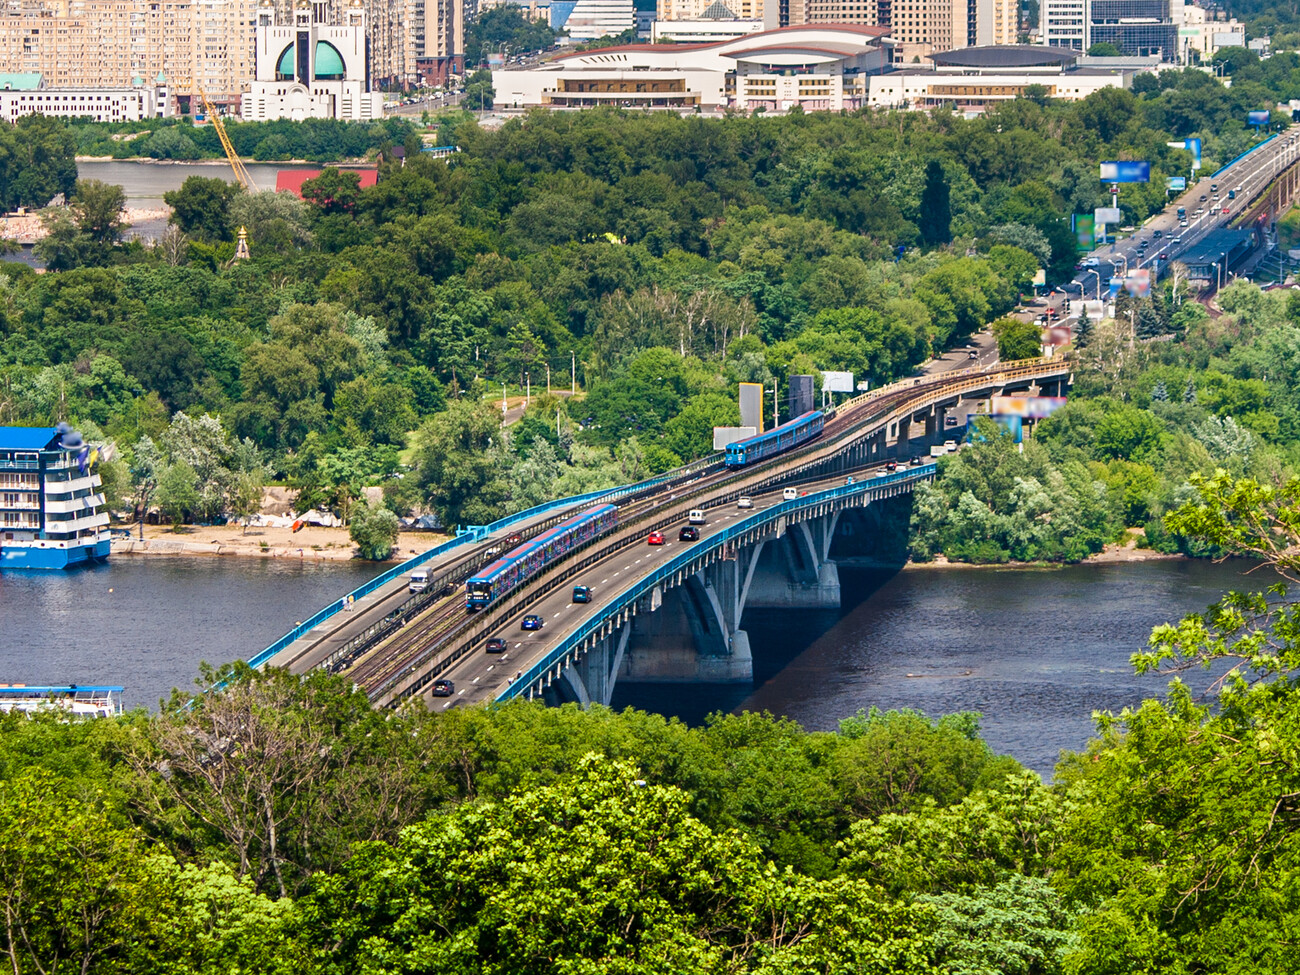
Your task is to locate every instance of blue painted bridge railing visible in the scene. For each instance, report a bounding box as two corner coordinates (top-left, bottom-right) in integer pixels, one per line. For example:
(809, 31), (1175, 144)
(495, 463), (938, 702)
(245, 458), (717, 671)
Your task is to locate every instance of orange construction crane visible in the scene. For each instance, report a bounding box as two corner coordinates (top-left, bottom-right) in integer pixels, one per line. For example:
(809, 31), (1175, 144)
(197, 88), (257, 192)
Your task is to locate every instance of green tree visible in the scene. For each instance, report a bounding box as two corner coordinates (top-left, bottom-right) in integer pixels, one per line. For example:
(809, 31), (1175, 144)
(0, 113), (77, 211)
(299, 167), (362, 216)
(70, 179), (127, 245)
(410, 399), (510, 526)
(163, 175), (243, 243)
(991, 315), (1042, 361)
(1086, 41), (1123, 56)
(156, 460), (200, 529)
(465, 69), (497, 113)
(919, 160), (952, 246)
(349, 499), (400, 559)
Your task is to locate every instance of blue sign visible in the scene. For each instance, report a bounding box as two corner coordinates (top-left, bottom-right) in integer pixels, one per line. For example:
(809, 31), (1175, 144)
(1167, 176), (1187, 191)
(1100, 161), (1151, 183)
(1108, 276), (1123, 297)
(1187, 137), (1201, 170)
(1249, 110), (1271, 126)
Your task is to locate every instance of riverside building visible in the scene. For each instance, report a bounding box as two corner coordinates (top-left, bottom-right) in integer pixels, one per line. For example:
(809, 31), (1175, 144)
(0, 424), (110, 570)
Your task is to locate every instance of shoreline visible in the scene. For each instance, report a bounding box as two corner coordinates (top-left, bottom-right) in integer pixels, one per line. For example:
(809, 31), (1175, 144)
(110, 523), (1182, 570)
(110, 523), (449, 564)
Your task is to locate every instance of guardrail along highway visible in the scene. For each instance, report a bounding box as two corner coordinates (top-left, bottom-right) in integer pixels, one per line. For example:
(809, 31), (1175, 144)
(255, 357), (1071, 712)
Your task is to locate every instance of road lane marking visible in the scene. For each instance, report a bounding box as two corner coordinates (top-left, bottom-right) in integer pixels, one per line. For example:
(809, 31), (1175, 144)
(472, 677), (480, 684)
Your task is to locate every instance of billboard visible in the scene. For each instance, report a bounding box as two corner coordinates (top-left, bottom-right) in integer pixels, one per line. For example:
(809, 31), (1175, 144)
(991, 396), (1068, 419)
(1125, 268), (1151, 298)
(738, 383), (764, 433)
(1167, 176), (1187, 191)
(1095, 206), (1122, 224)
(1187, 137), (1201, 170)
(1248, 110), (1271, 126)
(821, 370), (854, 393)
(1074, 214), (1096, 252)
(1109, 275), (1124, 297)
(789, 375), (814, 418)
(713, 426), (756, 450)
(1043, 325), (1073, 348)
(1099, 161), (1151, 183)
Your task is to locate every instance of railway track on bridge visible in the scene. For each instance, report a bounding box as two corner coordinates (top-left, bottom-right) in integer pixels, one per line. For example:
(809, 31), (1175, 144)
(331, 358), (1070, 706)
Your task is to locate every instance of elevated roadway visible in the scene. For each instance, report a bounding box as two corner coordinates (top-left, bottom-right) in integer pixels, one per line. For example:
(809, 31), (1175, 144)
(322, 357), (1072, 710)
(1073, 128), (1300, 300)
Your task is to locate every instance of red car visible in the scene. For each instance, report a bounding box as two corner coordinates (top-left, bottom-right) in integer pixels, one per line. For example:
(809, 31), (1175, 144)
(647, 531), (665, 545)
(1222, 207), (1231, 215)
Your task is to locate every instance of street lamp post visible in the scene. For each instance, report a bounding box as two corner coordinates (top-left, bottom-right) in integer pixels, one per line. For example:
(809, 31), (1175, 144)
(1085, 268), (1102, 300)
(571, 351), (576, 395)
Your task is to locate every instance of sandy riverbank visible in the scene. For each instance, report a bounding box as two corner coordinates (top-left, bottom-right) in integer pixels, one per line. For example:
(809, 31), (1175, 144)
(111, 523), (450, 563)
(1, 207), (171, 242)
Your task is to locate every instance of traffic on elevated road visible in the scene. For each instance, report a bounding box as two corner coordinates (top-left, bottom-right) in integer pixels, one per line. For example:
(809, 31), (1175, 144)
(1071, 126), (1300, 301)
(426, 456), (942, 711)
(319, 358), (1068, 709)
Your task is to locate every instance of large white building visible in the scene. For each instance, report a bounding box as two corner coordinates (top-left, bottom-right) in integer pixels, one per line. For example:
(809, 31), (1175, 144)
(493, 24), (894, 110)
(866, 44), (1133, 111)
(241, 0), (381, 121)
(558, 0), (636, 42)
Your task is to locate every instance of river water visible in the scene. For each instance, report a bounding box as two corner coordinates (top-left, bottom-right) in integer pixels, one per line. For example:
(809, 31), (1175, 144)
(613, 558), (1256, 776)
(77, 159), (322, 207)
(0, 555), (1253, 774)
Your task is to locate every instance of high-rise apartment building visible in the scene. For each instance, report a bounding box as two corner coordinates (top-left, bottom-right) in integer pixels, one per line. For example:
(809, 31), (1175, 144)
(366, 0), (462, 88)
(1042, 0), (1176, 57)
(0, 0), (256, 110)
(778, 0), (1015, 60)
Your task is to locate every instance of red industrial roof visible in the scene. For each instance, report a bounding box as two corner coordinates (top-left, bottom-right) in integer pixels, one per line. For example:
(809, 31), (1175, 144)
(275, 168), (378, 198)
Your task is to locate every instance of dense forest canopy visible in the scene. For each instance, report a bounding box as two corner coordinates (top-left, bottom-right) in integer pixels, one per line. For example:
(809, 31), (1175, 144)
(0, 69), (1297, 537)
(5, 468), (1300, 975)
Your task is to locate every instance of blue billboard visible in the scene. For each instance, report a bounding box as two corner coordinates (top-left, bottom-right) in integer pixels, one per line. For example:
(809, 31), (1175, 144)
(1248, 110), (1271, 126)
(1100, 161), (1151, 183)
(1167, 176), (1187, 191)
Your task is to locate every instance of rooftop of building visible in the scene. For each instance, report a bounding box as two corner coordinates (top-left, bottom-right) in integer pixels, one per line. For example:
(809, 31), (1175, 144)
(0, 72), (43, 91)
(0, 426), (62, 451)
(928, 45), (1078, 68)
(553, 23), (892, 62)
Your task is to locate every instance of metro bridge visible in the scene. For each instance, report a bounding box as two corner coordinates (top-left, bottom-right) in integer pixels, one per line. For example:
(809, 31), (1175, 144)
(254, 357), (1072, 709)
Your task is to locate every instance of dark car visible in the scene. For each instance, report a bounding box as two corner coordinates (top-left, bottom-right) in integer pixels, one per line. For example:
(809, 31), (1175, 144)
(485, 637), (507, 653)
(679, 526), (700, 542)
(1159, 252), (1168, 260)
(431, 680), (455, 697)
(1200, 194), (1207, 201)
(572, 585), (592, 603)
(521, 614), (544, 630)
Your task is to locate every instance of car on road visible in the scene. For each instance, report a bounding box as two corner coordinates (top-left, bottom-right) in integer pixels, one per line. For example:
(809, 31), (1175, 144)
(944, 439), (958, 452)
(572, 585), (592, 603)
(1159, 252), (1168, 260)
(1180, 220), (1188, 227)
(737, 497), (754, 509)
(678, 526), (700, 542)
(845, 476), (855, 485)
(1222, 207), (1231, 215)
(886, 461), (898, 471)
(431, 680), (455, 697)
(1200, 194), (1207, 201)
(521, 614), (544, 630)
(968, 349), (979, 358)
(911, 456), (927, 466)
(1152, 229), (1162, 238)
(485, 637), (507, 653)
(874, 469), (889, 477)
(647, 531), (666, 545)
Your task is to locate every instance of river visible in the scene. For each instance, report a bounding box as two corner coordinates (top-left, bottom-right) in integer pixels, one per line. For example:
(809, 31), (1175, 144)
(612, 558), (1255, 776)
(0, 556), (1252, 775)
(76, 159), (323, 207)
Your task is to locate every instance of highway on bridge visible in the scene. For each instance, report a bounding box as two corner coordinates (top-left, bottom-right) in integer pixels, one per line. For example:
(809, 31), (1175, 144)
(425, 460), (931, 711)
(1073, 127), (1300, 300)
(326, 358), (1070, 710)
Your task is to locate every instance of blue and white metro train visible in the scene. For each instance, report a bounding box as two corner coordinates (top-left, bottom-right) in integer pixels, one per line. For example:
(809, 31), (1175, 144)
(465, 503), (619, 610)
(723, 411), (825, 468)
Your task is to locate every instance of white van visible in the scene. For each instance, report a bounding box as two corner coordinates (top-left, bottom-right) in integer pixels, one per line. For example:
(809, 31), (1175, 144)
(782, 487), (798, 501)
(409, 569), (430, 593)
(688, 509), (707, 525)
